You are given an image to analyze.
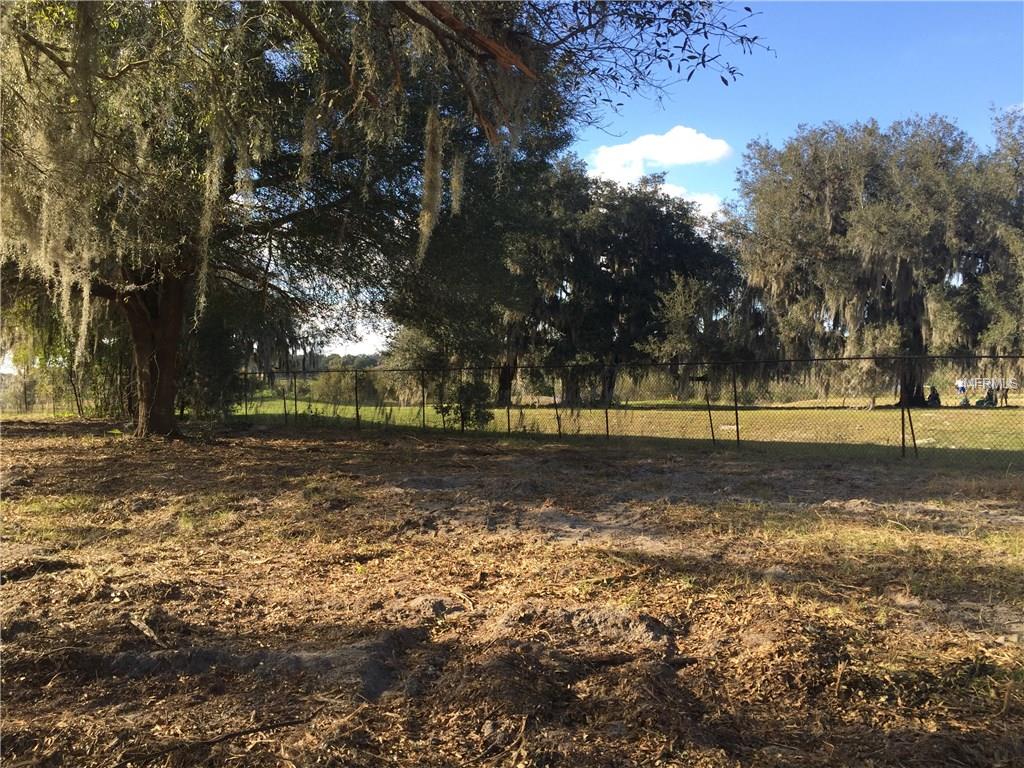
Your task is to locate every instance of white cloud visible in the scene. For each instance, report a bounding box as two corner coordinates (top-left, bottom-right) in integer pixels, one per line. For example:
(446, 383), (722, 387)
(589, 125), (732, 185)
(660, 183), (723, 219)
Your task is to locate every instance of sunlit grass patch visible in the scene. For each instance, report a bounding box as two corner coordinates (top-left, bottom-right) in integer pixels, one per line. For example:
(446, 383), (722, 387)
(235, 392), (1023, 454)
(1, 494), (102, 545)
(160, 492), (248, 539)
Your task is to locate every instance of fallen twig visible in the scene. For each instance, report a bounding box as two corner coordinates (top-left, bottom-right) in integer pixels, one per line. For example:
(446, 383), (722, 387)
(446, 586), (476, 610)
(128, 615), (166, 648)
(115, 706), (325, 766)
(579, 565), (654, 585)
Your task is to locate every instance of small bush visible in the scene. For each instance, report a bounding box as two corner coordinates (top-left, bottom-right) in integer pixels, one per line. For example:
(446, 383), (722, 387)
(435, 379), (494, 430)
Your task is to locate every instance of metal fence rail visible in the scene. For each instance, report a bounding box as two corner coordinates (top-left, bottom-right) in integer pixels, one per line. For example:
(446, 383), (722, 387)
(3, 355), (1020, 462)
(229, 355), (1022, 461)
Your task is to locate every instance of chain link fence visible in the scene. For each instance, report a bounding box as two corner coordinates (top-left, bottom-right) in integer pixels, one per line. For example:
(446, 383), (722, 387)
(0, 366), (130, 421)
(2, 355), (1018, 461)
(228, 355), (1022, 462)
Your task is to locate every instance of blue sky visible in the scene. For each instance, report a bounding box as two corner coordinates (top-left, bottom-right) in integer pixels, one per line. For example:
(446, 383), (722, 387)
(578, 1), (1024, 215)
(339, 1), (1024, 354)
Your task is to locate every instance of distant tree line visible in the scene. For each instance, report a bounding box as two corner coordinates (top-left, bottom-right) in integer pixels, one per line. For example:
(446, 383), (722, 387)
(384, 111), (1024, 407)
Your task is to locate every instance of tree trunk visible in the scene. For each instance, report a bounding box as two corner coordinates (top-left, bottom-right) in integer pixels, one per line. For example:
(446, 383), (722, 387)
(67, 366), (84, 417)
(560, 367), (582, 408)
(118, 272), (187, 436)
(600, 364), (618, 404)
(899, 364), (926, 408)
(496, 360), (516, 407)
(894, 259), (928, 407)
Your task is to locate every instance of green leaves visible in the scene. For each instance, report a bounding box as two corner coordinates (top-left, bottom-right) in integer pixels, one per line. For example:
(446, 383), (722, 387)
(737, 115), (1016, 362)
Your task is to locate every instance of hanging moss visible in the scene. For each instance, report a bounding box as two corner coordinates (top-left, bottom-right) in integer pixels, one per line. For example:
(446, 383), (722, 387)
(73, 276), (92, 366)
(450, 153), (466, 216)
(235, 128), (255, 201)
(298, 98), (323, 186)
(196, 122), (227, 314)
(417, 106), (444, 259)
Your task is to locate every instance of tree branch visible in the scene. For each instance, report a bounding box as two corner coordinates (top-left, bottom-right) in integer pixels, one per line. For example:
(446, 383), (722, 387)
(419, 1), (538, 80)
(433, 34), (498, 146)
(96, 58), (151, 81)
(17, 31), (72, 78)
(89, 280), (119, 302)
(278, 1), (379, 107)
(390, 2), (487, 65)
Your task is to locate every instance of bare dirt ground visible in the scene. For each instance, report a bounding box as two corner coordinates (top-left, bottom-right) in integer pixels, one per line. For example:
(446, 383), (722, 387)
(2, 421), (1022, 767)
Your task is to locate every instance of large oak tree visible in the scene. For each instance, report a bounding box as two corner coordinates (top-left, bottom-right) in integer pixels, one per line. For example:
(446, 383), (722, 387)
(735, 115), (1018, 404)
(1, 1), (760, 434)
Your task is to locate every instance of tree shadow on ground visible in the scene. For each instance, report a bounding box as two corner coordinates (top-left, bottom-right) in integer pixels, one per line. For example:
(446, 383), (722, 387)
(602, 545), (1024, 622)
(4, 603), (1021, 767)
(3, 420), (1022, 532)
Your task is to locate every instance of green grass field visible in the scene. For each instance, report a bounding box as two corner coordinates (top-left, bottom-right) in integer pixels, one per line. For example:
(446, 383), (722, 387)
(234, 391), (1023, 453)
(5, 390), (1018, 456)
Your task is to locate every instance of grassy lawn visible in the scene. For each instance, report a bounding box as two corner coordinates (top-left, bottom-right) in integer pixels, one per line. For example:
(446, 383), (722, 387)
(236, 392), (1024, 453)
(1, 421), (1021, 767)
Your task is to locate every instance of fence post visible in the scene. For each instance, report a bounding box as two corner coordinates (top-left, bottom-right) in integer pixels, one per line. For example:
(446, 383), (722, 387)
(292, 373), (298, 418)
(459, 368), (466, 433)
(731, 364), (741, 447)
(704, 382), (716, 446)
(552, 369), (562, 437)
(900, 399), (906, 458)
(599, 364), (610, 439)
(439, 371), (447, 432)
(354, 369), (361, 430)
(905, 400), (919, 458)
(282, 379), (288, 425)
(505, 369), (512, 434)
(420, 369), (427, 430)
